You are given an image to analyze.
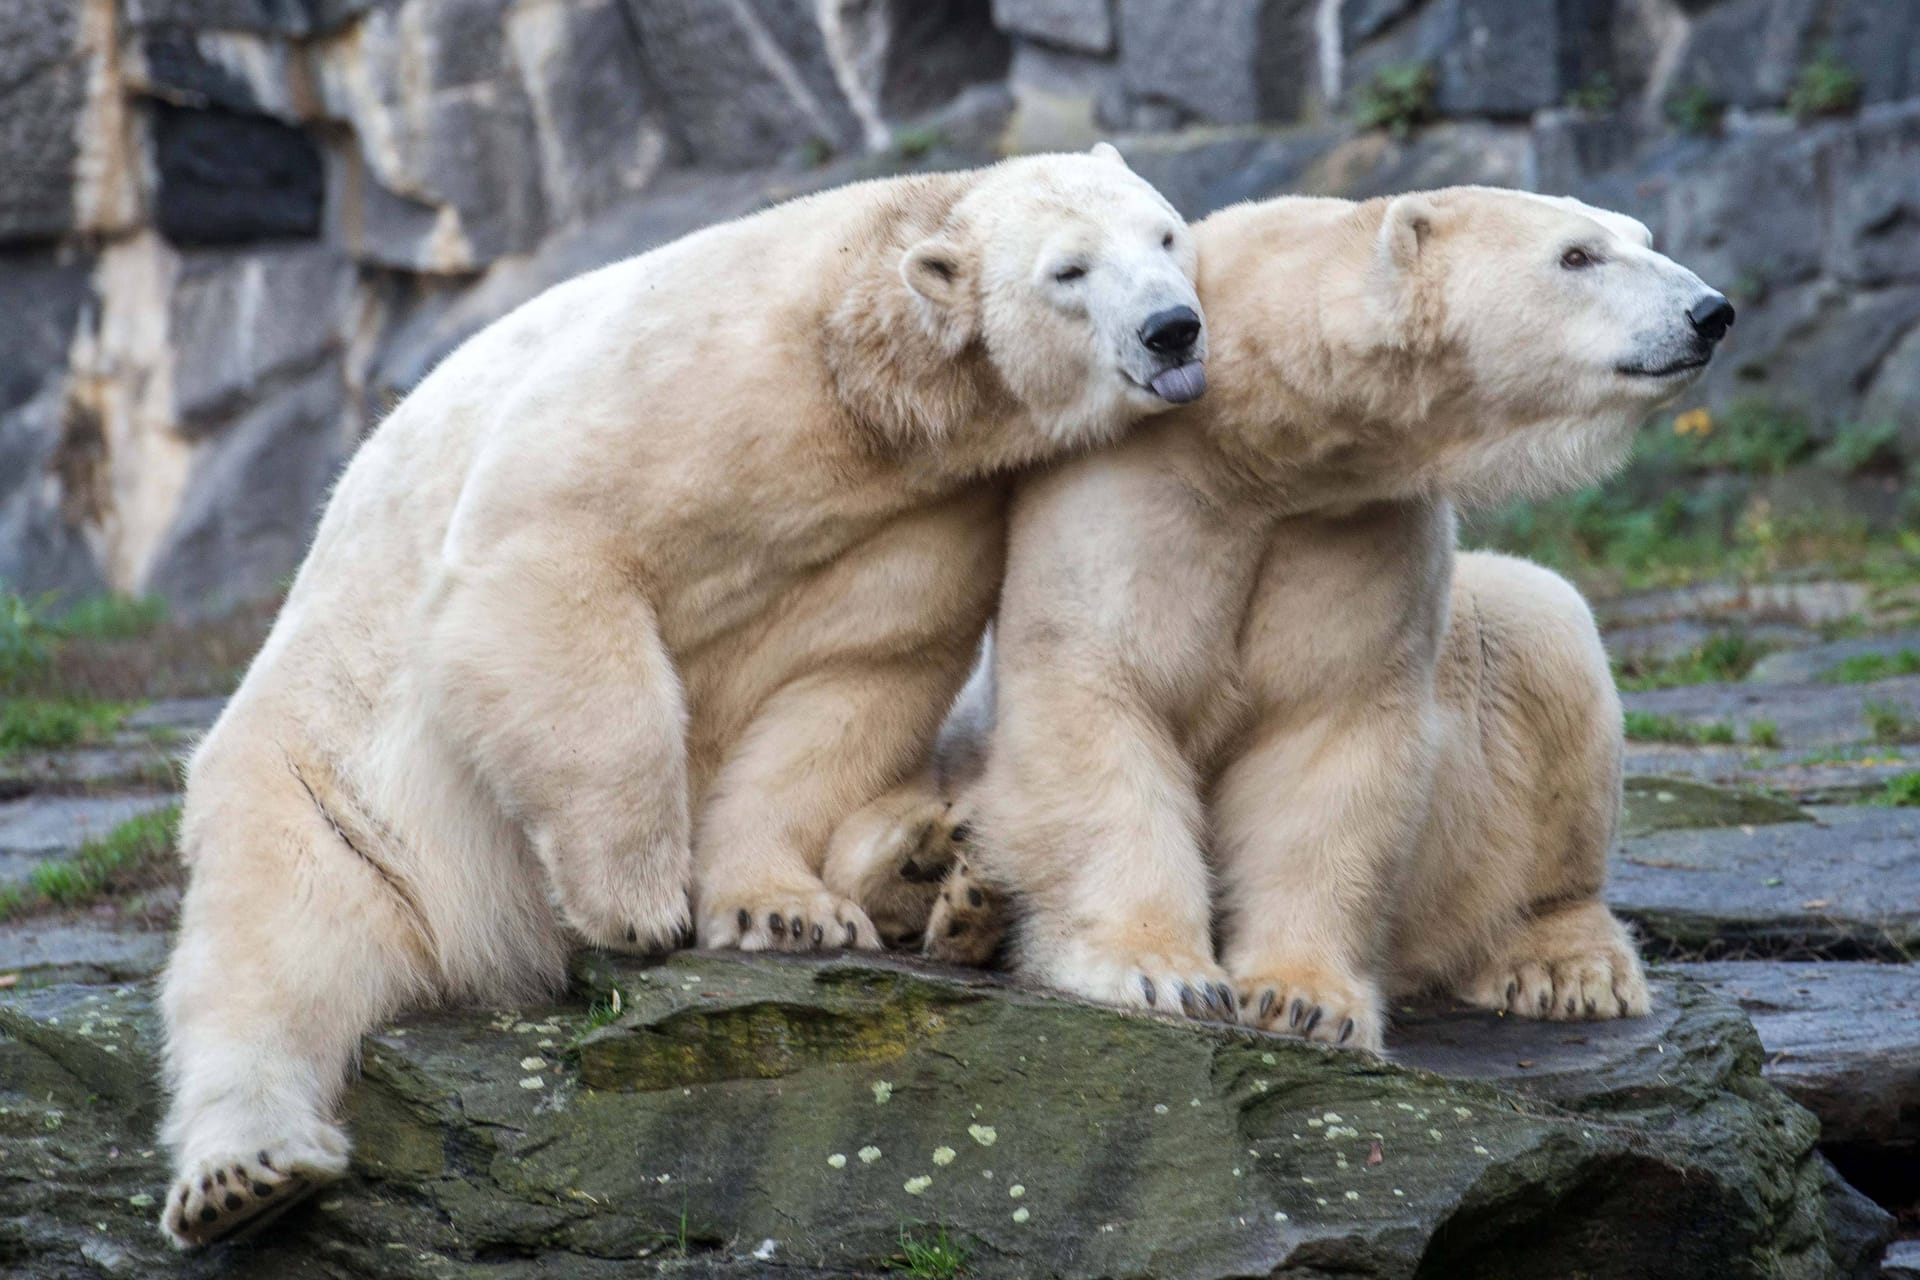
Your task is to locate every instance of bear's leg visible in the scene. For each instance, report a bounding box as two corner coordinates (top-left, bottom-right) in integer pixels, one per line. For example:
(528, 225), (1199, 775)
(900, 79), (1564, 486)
(693, 662), (963, 951)
(422, 540), (691, 953)
(1213, 702), (1432, 1054)
(1397, 552), (1650, 1020)
(159, 771), (431, 1248)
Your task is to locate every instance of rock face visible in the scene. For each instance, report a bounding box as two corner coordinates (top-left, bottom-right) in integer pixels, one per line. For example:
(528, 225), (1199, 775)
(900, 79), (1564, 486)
(0, 954), (1891, 1278)
(1, 0), (1919, 611)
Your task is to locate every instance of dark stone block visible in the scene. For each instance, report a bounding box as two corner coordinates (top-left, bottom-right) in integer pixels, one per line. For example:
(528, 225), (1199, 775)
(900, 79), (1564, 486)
(152, 103), (323, 246)
(881, 0), (1012, 120)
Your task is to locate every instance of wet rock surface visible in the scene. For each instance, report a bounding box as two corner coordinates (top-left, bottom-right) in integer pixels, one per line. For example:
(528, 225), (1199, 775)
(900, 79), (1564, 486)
(0, 957), (1888, 1279)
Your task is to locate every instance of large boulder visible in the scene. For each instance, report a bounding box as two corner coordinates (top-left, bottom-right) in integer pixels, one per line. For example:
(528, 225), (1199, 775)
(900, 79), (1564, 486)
(0, 953), (1888, 1277)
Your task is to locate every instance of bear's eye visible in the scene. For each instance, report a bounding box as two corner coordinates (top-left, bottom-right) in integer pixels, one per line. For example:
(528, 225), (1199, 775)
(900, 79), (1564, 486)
(1053, 264), (1087, 283)
(1161, 232), (1175, 250)
(1561, 247), (1595, 270)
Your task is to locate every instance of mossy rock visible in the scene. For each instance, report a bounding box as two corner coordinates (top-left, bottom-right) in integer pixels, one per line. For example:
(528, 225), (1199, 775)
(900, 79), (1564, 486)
(0, 952), (1889, 1278)
(1622, 775), (1812, 837)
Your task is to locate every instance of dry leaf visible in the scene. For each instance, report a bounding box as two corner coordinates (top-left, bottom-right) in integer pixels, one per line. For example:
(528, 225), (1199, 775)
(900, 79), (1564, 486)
(1800, 898), (1831, 910)
(1367, 1141), (1384, 1167)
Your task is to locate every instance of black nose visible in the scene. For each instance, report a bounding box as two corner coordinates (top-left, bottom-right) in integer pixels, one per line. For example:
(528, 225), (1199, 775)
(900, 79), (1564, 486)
(1140, 305), (1201, 355)
(1688, 293), (1735, 345)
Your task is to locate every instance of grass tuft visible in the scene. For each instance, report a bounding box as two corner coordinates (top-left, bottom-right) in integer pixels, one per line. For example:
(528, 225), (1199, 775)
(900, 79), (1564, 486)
(0, 697), (134, 754)
(1623, 711), (1737, 744)
(1354, 63), (1436, 139)
(1788, 47), (1862, 121)
(1614, 631), (1767, 691)
(1870, 772), (1920, 807)
(1865, 701), (1920, 745)
(1748, 719), (1780, 749)
(0, 804), (180, 920)
(889, 1225), (967, 1279)
(1821, 650), (1920, 684)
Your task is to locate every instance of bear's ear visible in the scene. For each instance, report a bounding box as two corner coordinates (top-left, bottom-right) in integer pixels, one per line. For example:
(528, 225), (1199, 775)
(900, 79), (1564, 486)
(1376, 193), (1444, 277)
(901, 235), (978, 353)
(1089, 141), (1128, 169)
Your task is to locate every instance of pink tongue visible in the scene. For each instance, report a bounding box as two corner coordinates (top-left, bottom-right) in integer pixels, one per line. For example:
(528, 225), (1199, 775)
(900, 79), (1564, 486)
(1150, 361), (1207, 404)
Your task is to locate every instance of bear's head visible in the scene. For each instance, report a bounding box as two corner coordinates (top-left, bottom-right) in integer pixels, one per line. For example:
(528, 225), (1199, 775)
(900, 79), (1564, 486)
(900, 145), (1208, 455)
(1316, 187), (1732, 505)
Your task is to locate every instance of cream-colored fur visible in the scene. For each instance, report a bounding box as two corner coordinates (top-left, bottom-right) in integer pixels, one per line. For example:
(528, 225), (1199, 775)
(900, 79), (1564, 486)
(861, 188), (1723, 1050)
(156, 148), (1206, 1248)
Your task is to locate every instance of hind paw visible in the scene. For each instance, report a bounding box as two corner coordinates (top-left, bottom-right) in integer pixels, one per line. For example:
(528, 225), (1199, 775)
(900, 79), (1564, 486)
(922, 854), (1008, 966)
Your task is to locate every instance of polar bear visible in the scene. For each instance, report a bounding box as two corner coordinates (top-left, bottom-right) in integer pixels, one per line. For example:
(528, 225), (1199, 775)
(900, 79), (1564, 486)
(156, 147), (1207, 1247)
(842, 188), (1732, 1051)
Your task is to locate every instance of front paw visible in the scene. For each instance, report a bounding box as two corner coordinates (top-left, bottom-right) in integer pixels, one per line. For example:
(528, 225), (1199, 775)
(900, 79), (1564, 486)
(1463, 944), (1650, 1021)
(1042, 928), (1236, 1023)
(697, 883), (881, 952)
(1232, 960), (1383, 1052)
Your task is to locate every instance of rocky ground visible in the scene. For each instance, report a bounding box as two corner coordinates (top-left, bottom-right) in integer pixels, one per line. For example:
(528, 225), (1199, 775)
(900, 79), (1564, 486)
(2, 567), (1918, 1277)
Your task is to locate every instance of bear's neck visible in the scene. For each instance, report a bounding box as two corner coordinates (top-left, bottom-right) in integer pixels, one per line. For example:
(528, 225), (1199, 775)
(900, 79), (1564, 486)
(818, 178), (1026, 481)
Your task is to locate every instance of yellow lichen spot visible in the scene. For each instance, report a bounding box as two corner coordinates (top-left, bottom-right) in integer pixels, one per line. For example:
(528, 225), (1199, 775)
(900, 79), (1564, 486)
(932, 1146), (957, 1166)
(1012, 1207), (1030, 1224)
(518, 1076), (545, 1090)
(859, 1146), (882, 1164)
(1474, 1145), (1491, 1156)
(1273, 1211), (1289, 1222)
(519, 1057), (547, 1071)
(872, 1081), (893, 1104)
(1452, 1107), (1473, 1119)
(904, 1175), (932, 1195)
(1261, 1052), (1278, 1065)
(968, 1124), (997, 1146)
(828, 1153), (847, 1169)
(1428, 1129), (1444, 1141)
(128, 1194), (153, 1208)
(1009, 1184), (1025, 1199)
(1153, 1103), (1169, 1115)
(1345, 1190), (1361, 1202)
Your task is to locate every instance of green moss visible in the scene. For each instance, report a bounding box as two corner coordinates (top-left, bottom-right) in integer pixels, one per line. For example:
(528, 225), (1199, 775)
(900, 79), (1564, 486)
(0, 591), (57, 692)
(52, 595), (167, 642)
(0, 804), (179, 920)
(1354, 63), (1436, 139)
(1748, 719), (1780, 748)
(1817, 420), (1907, 475)
(0, 697), (135, 755)
(891, 125), (947, 162)
(1821, 649), (1920, 683)
(1787, 48), (1862, 121)
(1565, 73), (1617, 113)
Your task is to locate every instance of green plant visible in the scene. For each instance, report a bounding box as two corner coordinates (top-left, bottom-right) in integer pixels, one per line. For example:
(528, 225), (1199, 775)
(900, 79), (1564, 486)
(0, 591), (58, 691)
(0, 697), (133, 754)
(891, 125), (947, 162)
(1665, 84), (1724, 135)
(1748, 719), (1780, 748)
(890, 1226), (967, 1278)
(1566, 72), (1617, 113)
(0, 805), (179, 920)
(1623, 710), (1736, 743)
(1865, 701), (1920, 744)
(1816, 420), (1907, 475)
(1787, 48), (1862, 121)
(1355, 63), (1437, 139)
(1822, 649), (1920, 684)
(1871, 772), (1920, 807)
(53, 594), (167, 641)
(1614, 630), (1767, 691)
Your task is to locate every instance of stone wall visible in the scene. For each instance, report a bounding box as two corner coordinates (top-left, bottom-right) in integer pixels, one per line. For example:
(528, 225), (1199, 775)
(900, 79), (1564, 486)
(1, 0), (1916, 613)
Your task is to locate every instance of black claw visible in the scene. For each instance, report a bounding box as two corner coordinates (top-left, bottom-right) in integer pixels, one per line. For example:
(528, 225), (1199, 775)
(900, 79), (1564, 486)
(791, 916), (806, 939)
(1538, 991), (1551, 1013)
(1216, 983), (1237, 1017)
(1584, 998), (1598, 1017)
(967, 887), (985, 908)
(1258, 990), (1275, 1021)
(1303, 1006), (1324, 1035)
(950, 822), (972, 845)
(902, 857), (926, 881)
(1565, 995), (1578, 1016)
(199, 1206), (218, 1224)
(1201, 984), (1220, 1013)
(1505, 980), (1519, 1007)
(1141, 976), (1157, 1006)
(224, 1192), (243, 1210)
(946, 917), (966, 937)
(215, 1169), (227, 1186)
(1289, 998), (1306, 1029)
(232, 1164), (247, 1180)
(844, 921), (859, 946)
(768, 913), (784, 935)
(258, 1151), (273, 1169)
(737, 908), (752, 932)
(1338, 1017), (1355, 1044)
(625, 924), (638, 944)
(1179, 983), (1201, 1017)
(177, 1213), (191, 1235)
